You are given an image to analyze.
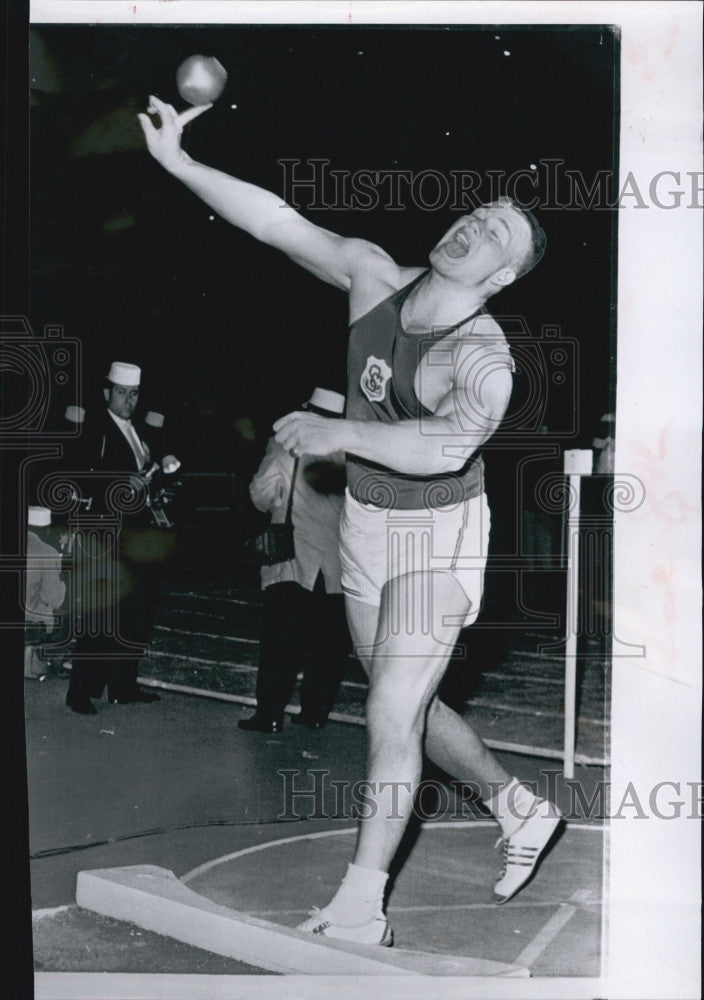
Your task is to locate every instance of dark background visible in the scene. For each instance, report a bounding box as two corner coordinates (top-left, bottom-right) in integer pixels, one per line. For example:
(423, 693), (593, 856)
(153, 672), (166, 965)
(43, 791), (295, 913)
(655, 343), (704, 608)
(28, 24), (619, 473)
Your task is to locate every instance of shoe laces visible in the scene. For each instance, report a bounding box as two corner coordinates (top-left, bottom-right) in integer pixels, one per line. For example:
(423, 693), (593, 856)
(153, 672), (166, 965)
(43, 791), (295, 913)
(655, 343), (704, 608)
(305, 905), (331, 927)
(298, 905), (330, 934)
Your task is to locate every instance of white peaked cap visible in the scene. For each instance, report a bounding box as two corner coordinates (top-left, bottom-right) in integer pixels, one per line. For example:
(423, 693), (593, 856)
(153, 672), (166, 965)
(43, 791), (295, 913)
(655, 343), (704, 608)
(145, 411), (165, 428)
(64, 405), (85, 423)
(306, 388), (345, 415)
(28, 506), (51, 527)
(107, 362), (141, 386)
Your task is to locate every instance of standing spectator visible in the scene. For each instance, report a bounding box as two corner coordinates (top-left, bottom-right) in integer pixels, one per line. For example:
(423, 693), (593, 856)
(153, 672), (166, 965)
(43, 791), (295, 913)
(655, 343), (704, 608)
(24, 506), (66, 680)
(239, 388), (349, 733)
(65, 361), (179, 714)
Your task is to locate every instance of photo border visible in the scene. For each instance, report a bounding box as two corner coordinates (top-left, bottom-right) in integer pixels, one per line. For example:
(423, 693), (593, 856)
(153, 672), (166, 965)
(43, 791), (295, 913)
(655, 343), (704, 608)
(21, 3), (703, 998)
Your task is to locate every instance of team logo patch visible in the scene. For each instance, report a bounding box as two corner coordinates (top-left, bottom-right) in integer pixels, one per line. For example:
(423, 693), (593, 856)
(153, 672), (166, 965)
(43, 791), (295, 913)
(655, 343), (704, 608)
(360, 355), (392, 403)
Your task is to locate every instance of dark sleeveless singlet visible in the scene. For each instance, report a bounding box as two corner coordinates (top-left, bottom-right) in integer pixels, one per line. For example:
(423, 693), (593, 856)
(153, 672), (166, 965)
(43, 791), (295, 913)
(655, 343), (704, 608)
(345, 271), (513, 510)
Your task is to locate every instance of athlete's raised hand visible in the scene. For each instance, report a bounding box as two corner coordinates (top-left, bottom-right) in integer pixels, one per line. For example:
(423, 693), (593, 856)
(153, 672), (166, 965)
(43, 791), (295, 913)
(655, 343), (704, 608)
(138, 95), (211, 172)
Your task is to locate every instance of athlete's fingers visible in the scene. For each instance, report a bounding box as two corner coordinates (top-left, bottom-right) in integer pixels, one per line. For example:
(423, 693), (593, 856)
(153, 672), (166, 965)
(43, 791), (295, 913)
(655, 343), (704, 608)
(147, 94), (181, 130)
(276, 436), (298, 457)
(177, 103), (213, 126)
(277, 425), (305, 454)
(137, 113), (158, 140)
(149, 94), (177, 118)
(272, 411), (303, 432)
(274, 423), (297, 447)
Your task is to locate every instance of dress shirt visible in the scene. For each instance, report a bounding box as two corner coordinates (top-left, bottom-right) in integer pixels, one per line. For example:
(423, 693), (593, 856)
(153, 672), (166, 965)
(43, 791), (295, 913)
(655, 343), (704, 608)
(108, 410), (150, 470)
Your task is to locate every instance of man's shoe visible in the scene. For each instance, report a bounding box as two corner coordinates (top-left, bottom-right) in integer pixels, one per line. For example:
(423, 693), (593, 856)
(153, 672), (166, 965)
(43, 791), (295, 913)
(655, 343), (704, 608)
(66, 692), (97, 715)
(494, 798), (564, 904)
(109, 687), (160, 704)
(296, 907), (393, 947)
(291, 713), (326, 730)
(237, 713), (283, 734)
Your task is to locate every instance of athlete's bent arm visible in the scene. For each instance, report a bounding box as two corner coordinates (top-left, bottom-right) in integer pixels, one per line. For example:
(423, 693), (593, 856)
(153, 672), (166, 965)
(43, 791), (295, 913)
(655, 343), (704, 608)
(138, 96), (389, 291)
(273, 363), (512, 475)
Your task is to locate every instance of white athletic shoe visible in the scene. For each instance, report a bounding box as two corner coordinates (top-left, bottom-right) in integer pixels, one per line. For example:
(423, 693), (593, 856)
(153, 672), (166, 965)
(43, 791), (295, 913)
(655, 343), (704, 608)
(296, 906), (394, 947)
(493, 798), (564, 904)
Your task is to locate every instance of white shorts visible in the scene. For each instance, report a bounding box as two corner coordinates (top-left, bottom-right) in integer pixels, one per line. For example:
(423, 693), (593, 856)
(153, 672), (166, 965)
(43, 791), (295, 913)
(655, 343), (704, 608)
(340, 490), (491, 628)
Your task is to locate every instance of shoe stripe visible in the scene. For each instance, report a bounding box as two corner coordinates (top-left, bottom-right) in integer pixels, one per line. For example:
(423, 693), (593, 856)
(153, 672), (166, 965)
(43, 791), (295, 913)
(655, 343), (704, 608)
(495, 814), (565, 900)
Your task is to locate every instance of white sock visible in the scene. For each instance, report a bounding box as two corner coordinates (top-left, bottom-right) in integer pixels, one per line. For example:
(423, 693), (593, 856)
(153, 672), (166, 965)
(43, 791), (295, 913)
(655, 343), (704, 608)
(488, 777), (539, 838)
(324, 862), (389, 926)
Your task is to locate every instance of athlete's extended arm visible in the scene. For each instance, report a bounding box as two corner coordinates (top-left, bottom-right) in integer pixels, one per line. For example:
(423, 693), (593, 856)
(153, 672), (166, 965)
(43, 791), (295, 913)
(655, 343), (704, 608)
(138, 96), (387, 291)
(273, 359), (513, 475)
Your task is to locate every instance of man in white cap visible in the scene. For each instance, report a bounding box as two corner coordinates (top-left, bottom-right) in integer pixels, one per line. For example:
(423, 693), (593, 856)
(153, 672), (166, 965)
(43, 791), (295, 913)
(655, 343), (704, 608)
(141, 100), (562, 945)
(25, 506), (66, 680)
(96, 362), (151, 471)
(65, 361), (178, 714)
(239, 388), (349, 733)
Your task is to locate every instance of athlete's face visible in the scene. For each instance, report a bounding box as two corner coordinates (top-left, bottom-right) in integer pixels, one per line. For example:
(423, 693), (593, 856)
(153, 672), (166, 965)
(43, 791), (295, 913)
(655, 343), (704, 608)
(104, 383), (140, 420)
(429, 201), (532, 290)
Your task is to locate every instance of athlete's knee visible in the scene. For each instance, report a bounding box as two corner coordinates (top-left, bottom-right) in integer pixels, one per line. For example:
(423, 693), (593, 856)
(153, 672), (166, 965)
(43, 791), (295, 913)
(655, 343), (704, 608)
(366, 671), (436, 743)
(366, 699), (426, 750)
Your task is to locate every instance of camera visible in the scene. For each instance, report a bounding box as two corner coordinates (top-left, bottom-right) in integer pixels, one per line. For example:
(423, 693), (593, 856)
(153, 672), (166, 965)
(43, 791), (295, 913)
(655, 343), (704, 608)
(417, 317), (579, 443)
(0, 316), (82, 440)
(500, 320), (579, 439)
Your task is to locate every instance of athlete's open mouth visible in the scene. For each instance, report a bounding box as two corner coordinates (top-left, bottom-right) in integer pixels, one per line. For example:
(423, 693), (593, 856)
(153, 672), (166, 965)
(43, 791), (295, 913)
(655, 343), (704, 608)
(444, 229), (470, 258)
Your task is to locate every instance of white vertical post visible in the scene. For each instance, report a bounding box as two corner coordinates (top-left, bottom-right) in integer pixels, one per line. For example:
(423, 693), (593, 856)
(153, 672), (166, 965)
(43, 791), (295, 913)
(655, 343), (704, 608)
(562, 449), (593, 779)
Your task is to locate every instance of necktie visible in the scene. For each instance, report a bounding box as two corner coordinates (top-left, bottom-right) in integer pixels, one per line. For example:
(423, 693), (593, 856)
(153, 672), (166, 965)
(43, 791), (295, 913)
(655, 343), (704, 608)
(124, 421), (149, 470)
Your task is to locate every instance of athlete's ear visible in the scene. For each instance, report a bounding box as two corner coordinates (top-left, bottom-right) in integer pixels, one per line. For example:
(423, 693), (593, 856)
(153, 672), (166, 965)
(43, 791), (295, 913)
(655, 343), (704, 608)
(490, 267), (516, 288)
(103, 388), (110, 403)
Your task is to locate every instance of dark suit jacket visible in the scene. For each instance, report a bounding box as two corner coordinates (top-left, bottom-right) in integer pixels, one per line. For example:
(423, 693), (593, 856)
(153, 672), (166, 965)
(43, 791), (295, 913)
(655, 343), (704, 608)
(68, 411), (157, 519)
(91, 412), (151, 473)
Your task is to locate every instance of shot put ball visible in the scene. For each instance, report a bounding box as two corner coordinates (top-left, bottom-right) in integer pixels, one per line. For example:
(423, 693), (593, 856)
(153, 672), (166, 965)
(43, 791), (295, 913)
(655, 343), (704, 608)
(176, 55), (228, 106)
